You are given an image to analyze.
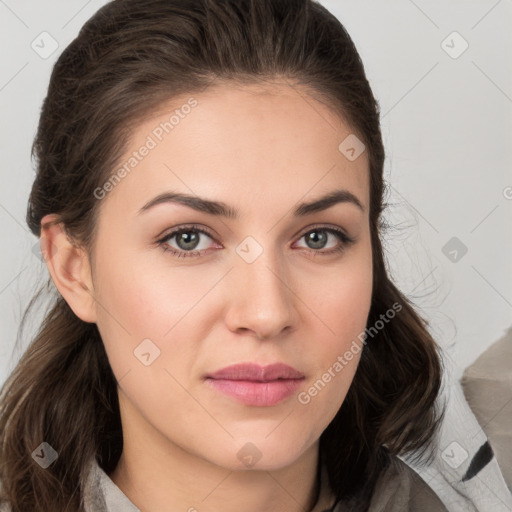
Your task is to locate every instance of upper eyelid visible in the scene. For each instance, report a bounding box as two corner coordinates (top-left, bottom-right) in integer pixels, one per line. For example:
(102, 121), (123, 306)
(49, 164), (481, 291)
(157, 224), (216, 242)
(157, 223), (352, 245)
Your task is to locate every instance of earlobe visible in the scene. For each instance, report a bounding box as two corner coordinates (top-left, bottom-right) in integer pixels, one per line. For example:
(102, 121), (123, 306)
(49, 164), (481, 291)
(40, 214), (97, 324)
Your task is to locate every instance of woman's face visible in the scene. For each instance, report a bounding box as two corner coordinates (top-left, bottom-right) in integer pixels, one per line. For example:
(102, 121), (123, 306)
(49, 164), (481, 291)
(90, 81), (373, 471)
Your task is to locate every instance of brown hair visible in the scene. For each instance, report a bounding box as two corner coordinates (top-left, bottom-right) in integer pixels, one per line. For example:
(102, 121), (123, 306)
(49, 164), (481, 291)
(0, 1), (446, 510)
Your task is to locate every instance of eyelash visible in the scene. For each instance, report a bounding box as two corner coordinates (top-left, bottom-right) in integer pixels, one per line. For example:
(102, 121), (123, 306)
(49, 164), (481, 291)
(156, 223), (355, 259)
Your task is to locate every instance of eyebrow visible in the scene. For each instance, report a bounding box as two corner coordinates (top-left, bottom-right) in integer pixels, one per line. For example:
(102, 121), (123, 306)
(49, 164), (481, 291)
(137, 188), (365, 218)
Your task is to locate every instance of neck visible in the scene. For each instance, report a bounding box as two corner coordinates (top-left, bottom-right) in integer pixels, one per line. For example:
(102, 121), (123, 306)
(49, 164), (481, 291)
(108, 389), (336, 512)
(109, 443), (335, 512)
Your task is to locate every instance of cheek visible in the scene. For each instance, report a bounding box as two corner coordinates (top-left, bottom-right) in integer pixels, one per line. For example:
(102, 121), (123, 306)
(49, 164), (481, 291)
(95, 245), (210, 332)
(307, 248), (373, 348)
(297, 246), (372, 409)
(296, 280), (369, 443)
(317, 276), (372, 337)
(93, 249), (220, 379)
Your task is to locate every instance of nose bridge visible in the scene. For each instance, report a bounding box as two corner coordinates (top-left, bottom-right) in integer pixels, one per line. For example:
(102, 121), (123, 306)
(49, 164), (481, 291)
(227, 234), (295, 338)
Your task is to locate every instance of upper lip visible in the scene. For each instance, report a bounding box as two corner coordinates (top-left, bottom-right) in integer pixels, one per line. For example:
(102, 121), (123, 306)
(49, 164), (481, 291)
(206, 363), (304, 381)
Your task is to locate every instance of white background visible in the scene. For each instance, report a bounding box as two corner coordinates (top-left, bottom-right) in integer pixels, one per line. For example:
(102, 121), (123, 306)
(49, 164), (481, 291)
(1, 0), (511, 387)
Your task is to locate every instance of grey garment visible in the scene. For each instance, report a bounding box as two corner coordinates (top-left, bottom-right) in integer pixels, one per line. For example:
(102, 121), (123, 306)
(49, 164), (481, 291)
(461, 326), (512, 493)
(82, 457), (140, 512)
(79, 454), (449, 512)
(329, 456), (450, 512)
(401, 327), (512, 512)
(402, 378), (512, 512)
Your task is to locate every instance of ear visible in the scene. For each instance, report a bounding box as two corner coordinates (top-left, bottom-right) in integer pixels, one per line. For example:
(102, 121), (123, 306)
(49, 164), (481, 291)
(39, 214), (97, 324)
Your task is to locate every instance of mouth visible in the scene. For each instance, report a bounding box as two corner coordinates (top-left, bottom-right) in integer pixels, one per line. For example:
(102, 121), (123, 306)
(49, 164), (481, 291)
(205, 362), (305, 407)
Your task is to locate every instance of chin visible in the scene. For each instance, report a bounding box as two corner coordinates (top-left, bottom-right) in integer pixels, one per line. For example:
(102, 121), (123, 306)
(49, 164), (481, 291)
(208, 435), (313, 472)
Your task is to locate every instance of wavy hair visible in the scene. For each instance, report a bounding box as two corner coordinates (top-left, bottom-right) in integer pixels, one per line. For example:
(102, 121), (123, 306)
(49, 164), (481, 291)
(0, 0), (447, 510)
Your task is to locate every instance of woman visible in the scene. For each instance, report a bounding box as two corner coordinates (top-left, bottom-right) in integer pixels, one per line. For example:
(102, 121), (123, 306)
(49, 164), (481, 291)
(0, 0), (450, 510)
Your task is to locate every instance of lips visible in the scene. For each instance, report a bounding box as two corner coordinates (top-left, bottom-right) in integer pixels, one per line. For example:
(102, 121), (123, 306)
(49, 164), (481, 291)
(206, 362), (304, 381)
(205, 363), (305, 407)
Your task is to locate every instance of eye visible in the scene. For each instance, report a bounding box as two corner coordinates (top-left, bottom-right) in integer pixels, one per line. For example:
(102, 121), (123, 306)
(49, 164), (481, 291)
(156, 224), (355, 259)
(293, 225), (355, 257)
(156, 224), (218, 259)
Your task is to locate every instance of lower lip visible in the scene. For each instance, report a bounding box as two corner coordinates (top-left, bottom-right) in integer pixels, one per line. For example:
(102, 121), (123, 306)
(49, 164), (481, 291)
(205, 378), (304, 406)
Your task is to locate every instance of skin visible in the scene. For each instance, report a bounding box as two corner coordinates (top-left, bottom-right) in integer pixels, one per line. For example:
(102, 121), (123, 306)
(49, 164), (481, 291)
(40, 81), (373, 512)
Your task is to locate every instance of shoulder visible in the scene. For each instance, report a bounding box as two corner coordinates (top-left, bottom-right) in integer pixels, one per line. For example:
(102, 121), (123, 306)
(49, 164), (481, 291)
(83, 456), (140, 512)
(0, 491), (11, 512)
(0, 477), (11, 512)
(367, 456), (449, 512)
(0, 458), (107, 512)
(460, 326), (512, 490)
(329, 455), (449, 512)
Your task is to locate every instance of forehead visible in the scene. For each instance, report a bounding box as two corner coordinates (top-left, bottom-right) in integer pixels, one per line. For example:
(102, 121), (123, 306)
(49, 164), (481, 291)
(98, 81), (370, 220)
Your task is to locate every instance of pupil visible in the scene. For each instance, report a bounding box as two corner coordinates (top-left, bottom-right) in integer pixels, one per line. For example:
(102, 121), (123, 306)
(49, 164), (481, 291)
(178, 231), (198, 250)
(308, 231), (326, 249)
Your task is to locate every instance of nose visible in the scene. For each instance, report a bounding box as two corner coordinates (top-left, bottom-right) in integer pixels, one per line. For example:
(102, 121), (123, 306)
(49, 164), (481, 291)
(224, 251), (297, 341)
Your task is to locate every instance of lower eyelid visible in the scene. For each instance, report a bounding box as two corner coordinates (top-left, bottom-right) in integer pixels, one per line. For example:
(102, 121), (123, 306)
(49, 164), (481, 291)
(158, 226), (354, 256)
(158, 229), (216, 251)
